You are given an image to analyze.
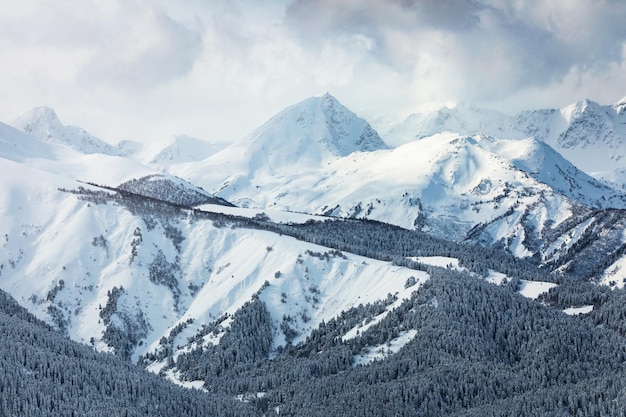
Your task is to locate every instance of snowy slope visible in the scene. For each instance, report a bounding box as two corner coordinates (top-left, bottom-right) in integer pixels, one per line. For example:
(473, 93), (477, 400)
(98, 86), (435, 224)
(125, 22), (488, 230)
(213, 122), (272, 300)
(0, 120), (154, 184)
(0, 166), (425, 363)
(384, 97), (626, 186)
(11, 106), (119, 155)
(170, 93), (387, 204)
(172, 126), (625, 255)
(517, 97), (626, 180)
(0, 117), (426, 367)
(384, 102), (525, 147)
(117, 134), (229, 170)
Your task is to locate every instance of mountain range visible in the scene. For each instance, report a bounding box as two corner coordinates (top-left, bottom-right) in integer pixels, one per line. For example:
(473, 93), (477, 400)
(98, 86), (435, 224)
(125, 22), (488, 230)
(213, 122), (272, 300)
(384, 97), (626, 184)
(3, 93), (626, 415)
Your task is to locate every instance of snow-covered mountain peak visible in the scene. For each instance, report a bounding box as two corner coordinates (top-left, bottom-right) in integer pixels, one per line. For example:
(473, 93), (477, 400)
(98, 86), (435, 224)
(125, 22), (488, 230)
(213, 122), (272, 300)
(114, 135), (229, 170)
(13, 106), (63, 135)
(410, 133), (624, 209)
(559, 98), (604, 123)
(383, 102), (524, 147)
(272, 92), (388, 156)
(185, 94), (387, 186)
(148, 135), (229, 165)
(241, 94), (385, 156)
(11, 106), (118, 156)
(319, 91), (336, 106)
(614, 96), (626, 115)
(549, 97), (625, 157)
(384, 97), (626, 187)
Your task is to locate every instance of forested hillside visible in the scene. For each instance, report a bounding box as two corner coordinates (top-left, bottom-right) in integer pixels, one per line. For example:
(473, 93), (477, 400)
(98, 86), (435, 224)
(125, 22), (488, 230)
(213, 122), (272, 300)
(0, 289), (258, 417)
(155, 268), (626, 416)
(3, 91), (626, 416)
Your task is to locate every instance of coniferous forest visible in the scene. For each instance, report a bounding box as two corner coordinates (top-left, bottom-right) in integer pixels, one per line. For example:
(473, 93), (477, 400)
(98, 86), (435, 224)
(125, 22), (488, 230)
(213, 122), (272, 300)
(31, 182), (626, 417)
(0, 290), (258, 417)
(2, 177), (626, 416)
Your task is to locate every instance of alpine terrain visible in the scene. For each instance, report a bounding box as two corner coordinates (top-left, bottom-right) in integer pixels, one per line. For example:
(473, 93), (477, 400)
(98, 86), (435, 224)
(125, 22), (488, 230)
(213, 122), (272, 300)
(2, 93), (626, 416)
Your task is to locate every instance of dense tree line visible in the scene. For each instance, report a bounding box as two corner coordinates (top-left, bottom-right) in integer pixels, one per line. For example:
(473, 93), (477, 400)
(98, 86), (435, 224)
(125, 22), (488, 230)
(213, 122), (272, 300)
(158, 267), (626, 416)
(59, 182), (626, 416)
(542, 209), (626, 280)
(264, 218), (554, 283)
(175, 298), (272, 382)
(0, 290), (258, 417)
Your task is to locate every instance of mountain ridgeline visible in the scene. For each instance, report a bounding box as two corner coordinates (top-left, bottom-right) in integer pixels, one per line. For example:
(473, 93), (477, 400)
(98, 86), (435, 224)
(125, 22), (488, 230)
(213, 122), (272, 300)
(2, 93), (626, 415)
(5, 181), (626, 416)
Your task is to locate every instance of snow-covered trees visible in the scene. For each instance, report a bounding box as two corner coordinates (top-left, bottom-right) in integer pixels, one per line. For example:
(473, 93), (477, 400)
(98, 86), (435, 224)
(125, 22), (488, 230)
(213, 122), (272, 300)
(0, 289), (257, 417)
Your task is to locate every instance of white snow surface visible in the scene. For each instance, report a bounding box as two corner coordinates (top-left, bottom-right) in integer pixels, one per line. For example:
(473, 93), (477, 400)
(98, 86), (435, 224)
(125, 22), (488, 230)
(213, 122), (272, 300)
(384, 99), (626, 187)
(0, 121), (427, 363)
(410, 256), (468, 272)
(563, 305), (594, 315)
(11, 106), (118, 155)
(483, 271), (558, 300)
(517, 280), (557, 299)
(195, 203), (330, 224)
(352, 330), (418, 366)
(485, 270), (508, 285)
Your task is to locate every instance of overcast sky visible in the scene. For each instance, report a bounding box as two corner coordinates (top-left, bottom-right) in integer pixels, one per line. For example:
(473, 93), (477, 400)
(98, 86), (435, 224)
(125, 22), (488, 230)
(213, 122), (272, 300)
(1, 0), (625, 144)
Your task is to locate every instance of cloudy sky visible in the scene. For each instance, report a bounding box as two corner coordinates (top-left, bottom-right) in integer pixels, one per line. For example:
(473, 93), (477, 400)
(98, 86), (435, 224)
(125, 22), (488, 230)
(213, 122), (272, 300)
(1, 0), (625, 144)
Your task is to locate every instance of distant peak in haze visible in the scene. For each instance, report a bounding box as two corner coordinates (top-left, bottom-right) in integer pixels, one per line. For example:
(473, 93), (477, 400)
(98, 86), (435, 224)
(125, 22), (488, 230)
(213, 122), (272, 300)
(13, 106), (63, 134)
(383, 101), (522, 147)
(11, 106), (118, 155)
(383, 95), (626, 178)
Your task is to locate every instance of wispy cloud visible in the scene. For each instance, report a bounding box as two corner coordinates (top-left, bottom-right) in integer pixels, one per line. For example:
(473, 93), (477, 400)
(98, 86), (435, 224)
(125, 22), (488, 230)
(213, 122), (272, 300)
(0, 0), (624, 142)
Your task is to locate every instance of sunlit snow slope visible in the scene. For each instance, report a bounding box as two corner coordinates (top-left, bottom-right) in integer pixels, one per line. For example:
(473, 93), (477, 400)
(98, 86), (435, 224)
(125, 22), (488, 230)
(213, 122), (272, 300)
(0, 120), (424, 367)
(384, 97), (626, 186)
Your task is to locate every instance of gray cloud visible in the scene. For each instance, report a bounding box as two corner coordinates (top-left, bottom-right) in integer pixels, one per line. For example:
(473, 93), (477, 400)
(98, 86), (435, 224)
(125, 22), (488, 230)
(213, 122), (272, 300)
(286, 0), (484, 36)
(0, 0), (624, 143)
(284, 0), (626, 103)
(77, 6), (203, 91)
